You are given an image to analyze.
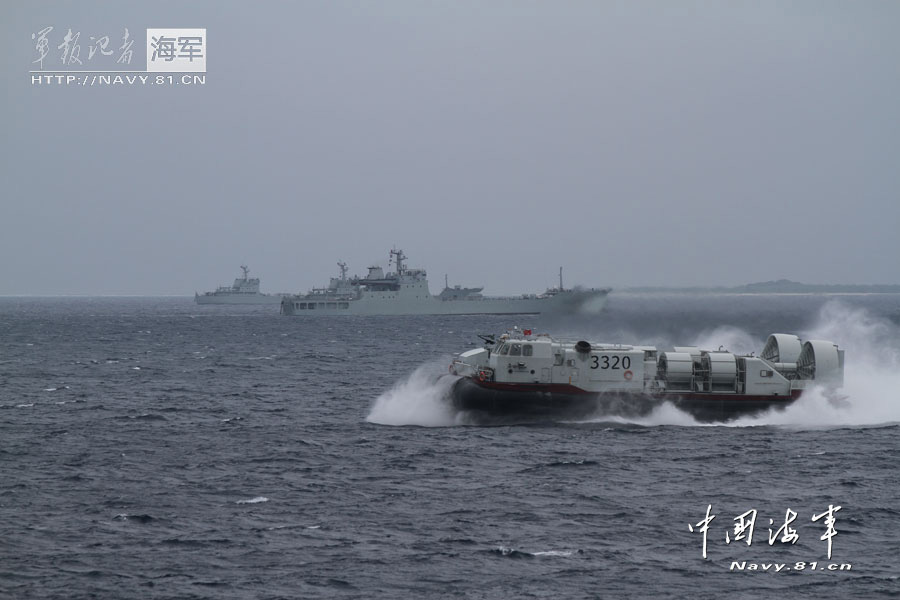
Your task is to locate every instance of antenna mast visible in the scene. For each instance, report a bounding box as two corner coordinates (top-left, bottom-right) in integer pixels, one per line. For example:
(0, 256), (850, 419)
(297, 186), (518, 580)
(390, 248), (406, 274)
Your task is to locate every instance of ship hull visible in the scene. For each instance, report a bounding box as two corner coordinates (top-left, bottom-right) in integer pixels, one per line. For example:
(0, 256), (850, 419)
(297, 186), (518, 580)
(450, 376), (800, 424)
(280, 290), (608, 316)
(195, 293), (283, 305)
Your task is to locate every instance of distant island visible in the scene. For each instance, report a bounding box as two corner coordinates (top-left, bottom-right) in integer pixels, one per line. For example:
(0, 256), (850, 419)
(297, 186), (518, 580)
(624, 279), (900, 294)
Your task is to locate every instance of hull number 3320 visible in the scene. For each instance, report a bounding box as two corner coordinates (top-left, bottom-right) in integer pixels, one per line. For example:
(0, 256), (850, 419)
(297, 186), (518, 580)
(591, 355), (632, 370)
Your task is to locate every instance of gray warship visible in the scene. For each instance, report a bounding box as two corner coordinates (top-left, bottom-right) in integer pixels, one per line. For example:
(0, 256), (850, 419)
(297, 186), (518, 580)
(195, 266), (283, 305)
(280, 249), (609, 316)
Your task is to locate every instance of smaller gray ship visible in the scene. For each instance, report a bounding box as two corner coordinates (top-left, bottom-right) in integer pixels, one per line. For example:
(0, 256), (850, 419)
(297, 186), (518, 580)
(195, 266), (283, 305)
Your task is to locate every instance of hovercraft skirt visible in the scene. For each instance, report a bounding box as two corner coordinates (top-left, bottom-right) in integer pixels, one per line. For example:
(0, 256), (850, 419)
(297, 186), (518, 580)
(450, 377), (800, 424)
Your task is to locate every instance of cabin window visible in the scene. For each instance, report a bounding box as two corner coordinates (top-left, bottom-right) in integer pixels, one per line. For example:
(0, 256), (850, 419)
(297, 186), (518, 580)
(498, 343), (510, 355)
(510, 344), (522, 356)
(553, 353), (564, 366)
(339, 303), (349, 309)
(308, 303), (315, 310)
(523, 345), (533, 357)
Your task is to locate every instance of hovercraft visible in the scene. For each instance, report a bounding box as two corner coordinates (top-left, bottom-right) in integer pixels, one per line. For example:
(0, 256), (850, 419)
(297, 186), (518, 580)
(448, 328), (844, 423)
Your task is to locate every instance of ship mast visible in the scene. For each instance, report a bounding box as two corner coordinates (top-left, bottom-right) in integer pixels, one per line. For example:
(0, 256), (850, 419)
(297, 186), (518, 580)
(390, 248), (406, 274)
(559, 267), (563, 291)
(337, 261), (348, 281)
(241, 265), (250, 280)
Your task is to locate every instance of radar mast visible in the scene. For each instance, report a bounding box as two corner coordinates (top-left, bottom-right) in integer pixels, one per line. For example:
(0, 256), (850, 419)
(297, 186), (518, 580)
(389, 248), (407, 274)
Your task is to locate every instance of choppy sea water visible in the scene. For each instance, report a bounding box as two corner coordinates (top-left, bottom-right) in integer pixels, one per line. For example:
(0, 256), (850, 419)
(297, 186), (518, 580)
(1, 294), (899, 599)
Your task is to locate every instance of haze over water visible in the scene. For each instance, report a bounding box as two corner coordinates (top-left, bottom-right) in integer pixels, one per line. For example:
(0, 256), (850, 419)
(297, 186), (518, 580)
(2, 293), (898, 598)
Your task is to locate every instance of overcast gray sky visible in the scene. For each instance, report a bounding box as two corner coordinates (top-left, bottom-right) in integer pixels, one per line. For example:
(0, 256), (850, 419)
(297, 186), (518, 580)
(3, 1), (899, 295)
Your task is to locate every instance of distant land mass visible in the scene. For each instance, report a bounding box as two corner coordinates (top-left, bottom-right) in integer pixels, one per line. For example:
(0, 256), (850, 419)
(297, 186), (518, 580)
(624, 279), (900, 294)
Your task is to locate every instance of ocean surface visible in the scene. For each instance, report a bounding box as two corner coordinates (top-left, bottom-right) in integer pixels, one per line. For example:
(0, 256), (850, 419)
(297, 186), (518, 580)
(1, 294), (899, 599)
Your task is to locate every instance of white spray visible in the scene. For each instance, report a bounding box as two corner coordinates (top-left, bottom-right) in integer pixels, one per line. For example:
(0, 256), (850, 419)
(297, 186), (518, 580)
(366, 359), (462, 427)
(615, 300), (900, 428)
(725, 300), (900, 428)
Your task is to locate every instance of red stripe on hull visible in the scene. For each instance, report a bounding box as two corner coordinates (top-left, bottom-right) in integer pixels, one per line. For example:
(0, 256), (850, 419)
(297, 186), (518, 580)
(473, 381), (594, 395)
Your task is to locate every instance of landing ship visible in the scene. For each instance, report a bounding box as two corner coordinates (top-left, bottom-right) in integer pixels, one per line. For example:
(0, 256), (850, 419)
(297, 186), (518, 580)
(280, 249), (609, 316)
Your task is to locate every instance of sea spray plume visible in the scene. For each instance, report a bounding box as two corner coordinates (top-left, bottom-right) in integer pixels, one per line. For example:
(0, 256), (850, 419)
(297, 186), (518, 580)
(806, 300), (899, 358)
(691, 326), (759, 356)
(575, 288), (608, 315)
(582, 401), (709, 427)
(727, 301), (900, 427)
(367, 359), (461, 427)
